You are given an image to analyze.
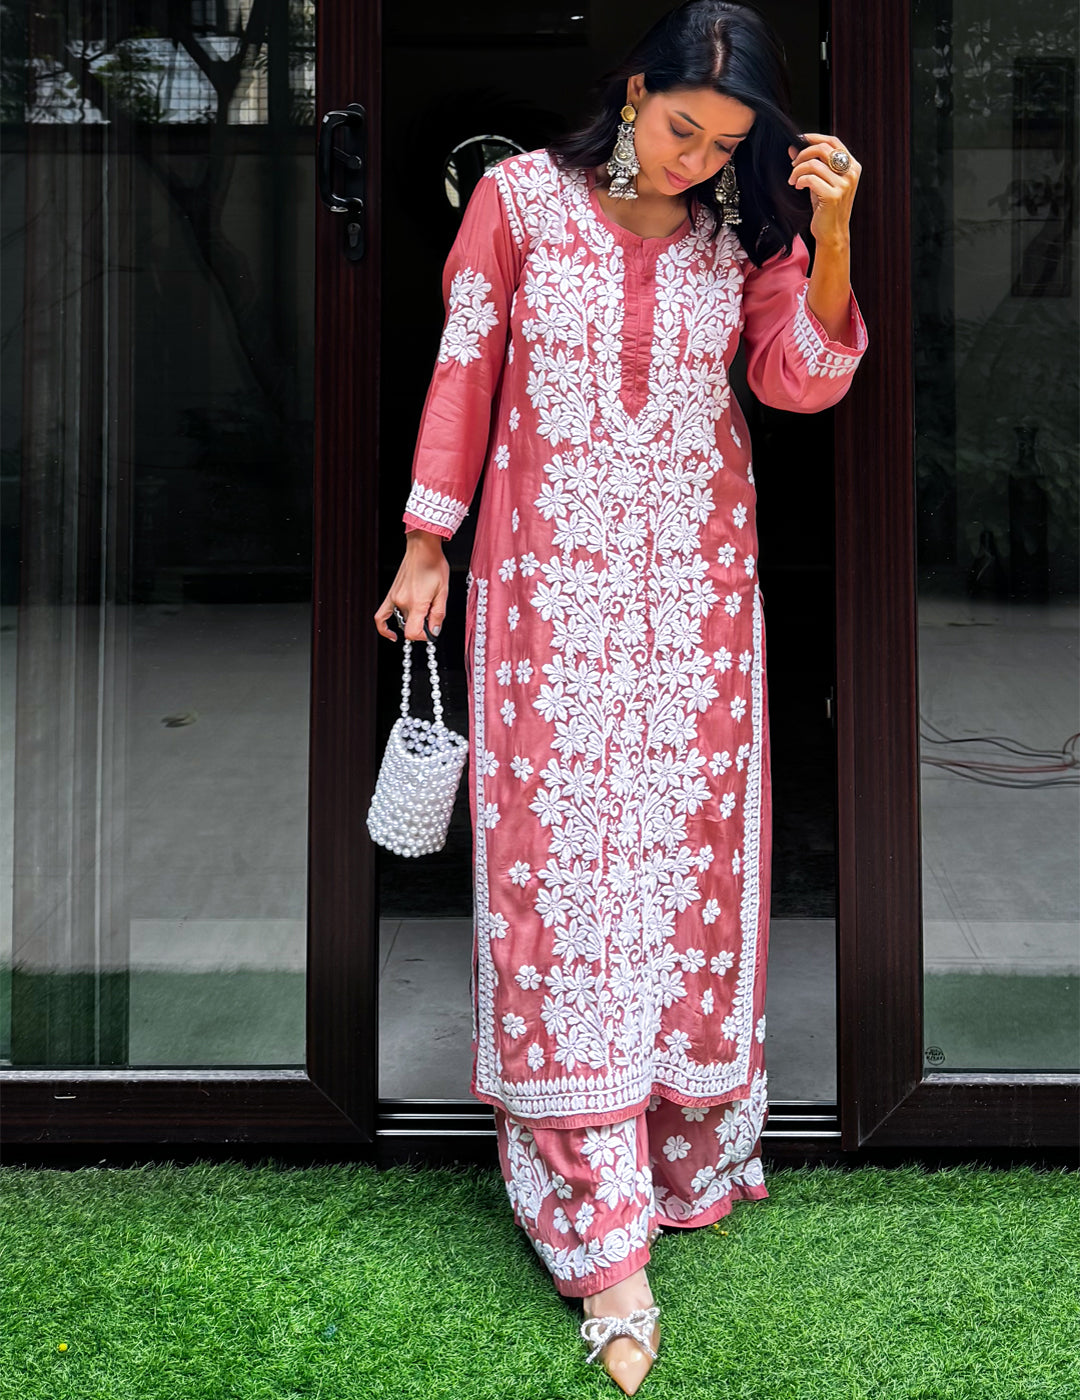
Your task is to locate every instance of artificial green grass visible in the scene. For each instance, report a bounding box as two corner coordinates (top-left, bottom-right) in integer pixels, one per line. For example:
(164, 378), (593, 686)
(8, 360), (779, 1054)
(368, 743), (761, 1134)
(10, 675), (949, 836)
(1, 1161), (1076, 1399)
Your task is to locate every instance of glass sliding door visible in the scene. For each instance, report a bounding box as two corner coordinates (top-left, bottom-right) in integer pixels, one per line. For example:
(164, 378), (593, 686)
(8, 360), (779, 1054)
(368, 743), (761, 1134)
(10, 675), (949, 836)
(1, 0), (316, 1068)
(912, 0), (1079, 1075)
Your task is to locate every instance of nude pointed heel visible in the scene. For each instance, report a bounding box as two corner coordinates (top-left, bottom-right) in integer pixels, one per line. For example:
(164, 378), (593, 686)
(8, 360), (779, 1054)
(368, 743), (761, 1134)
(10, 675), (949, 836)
(579, 1304), (661, 1395)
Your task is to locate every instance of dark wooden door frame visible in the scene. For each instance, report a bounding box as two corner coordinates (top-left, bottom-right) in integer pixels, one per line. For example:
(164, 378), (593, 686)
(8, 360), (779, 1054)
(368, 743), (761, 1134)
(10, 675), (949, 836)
(830, 0), (1077, 1149)
(1, 0), (380, 1146)
(5, 0), (1076, 1153)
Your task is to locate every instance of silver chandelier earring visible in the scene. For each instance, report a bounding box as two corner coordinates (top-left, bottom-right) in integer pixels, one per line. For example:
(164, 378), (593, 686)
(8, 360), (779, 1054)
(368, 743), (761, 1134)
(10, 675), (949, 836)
(607, 102), (641, 200)
(716, 160), (741, 227)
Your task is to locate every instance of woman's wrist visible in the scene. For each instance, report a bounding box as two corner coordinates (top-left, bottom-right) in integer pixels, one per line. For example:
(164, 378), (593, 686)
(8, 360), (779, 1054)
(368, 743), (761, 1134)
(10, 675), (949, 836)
(806, 236), (853, 344)
(406, 526), (446, 550)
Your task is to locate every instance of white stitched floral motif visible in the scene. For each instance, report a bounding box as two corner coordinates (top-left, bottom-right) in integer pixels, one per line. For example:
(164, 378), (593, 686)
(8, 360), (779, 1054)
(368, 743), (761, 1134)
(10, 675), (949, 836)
(438, 267), (500, 367)
(791, 282), (867, 377)
(439, 150), (866, 1135)
(499, 1114), (657, 1285)
(466, 153), (771, 1124)
(403, 482), (469, 535)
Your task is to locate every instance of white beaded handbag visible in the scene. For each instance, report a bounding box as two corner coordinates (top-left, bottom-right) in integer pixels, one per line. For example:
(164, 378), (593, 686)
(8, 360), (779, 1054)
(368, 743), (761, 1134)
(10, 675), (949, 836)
(366, 606), (469, 857)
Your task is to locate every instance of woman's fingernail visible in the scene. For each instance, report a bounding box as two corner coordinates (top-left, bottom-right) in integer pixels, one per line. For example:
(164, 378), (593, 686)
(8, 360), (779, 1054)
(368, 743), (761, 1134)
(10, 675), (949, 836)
(432, 624), (441, 636)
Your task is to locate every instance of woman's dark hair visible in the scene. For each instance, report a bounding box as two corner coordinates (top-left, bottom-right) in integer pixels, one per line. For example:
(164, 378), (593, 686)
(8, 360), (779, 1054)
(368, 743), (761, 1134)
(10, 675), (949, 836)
(546, 0), (809, 265)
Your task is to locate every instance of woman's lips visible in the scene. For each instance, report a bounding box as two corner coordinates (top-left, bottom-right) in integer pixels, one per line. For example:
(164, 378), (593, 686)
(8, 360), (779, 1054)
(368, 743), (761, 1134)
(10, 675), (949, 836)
(665, 168), (692, 189)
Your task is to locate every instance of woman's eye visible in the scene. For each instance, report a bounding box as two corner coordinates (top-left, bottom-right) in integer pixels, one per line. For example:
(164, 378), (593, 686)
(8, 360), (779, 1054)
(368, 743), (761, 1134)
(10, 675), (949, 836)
(670, 124), (733, 156)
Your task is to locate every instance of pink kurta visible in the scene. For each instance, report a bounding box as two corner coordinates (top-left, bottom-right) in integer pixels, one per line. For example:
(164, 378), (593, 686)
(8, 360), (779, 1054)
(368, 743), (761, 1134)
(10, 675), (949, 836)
(402, 148), (867, 1133)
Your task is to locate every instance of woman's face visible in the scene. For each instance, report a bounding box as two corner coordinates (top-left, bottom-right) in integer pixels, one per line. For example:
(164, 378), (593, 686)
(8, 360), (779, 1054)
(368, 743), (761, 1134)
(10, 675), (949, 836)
(623, 75), (756, 199)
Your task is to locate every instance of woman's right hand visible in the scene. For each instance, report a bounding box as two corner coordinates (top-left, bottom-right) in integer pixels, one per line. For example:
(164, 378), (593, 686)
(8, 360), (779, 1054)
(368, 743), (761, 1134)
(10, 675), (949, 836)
(373, 529), (450, 642)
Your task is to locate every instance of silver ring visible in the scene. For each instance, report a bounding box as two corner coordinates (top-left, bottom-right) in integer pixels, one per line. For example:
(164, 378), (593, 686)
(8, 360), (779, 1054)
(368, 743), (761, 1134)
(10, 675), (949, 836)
(828, 149), (852, 175)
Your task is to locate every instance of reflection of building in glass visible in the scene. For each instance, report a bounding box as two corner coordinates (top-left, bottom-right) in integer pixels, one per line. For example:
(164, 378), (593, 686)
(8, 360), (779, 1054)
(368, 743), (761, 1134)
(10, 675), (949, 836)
(21, 0), (315, 126)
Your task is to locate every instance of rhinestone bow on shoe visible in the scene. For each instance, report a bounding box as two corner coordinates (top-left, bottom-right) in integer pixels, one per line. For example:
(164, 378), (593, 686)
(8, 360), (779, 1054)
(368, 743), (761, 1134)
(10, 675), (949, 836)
(580, 1303), (661, 1395)
(580, 1305), (661, 1366)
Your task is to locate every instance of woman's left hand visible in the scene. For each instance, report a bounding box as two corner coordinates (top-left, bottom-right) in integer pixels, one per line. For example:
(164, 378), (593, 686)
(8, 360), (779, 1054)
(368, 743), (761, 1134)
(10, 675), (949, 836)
(788, 133), (860, 246)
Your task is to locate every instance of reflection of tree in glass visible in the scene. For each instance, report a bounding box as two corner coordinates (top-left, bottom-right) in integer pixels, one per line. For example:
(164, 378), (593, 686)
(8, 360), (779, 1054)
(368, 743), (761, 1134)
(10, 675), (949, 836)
(912, 3), (1078, 588)
(6, 0), (316, 447)
(921, 3), (1074, 123)
(4, 1), (315, 127)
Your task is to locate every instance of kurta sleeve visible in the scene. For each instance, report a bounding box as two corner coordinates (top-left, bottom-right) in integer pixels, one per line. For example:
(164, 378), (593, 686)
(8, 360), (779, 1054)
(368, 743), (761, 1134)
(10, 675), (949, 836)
(402, 168), (524, 539)
(740, 233), (868, 413)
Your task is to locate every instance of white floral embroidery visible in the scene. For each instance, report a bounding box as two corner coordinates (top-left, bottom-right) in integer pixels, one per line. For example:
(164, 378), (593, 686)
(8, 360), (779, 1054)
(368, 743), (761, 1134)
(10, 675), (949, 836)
(717, 543), (736, 567)
(743, 554), (755, 576)
(792, 282), (866, 376)
(663, 1134), (691, 1162)
(438, 266), (499, 367)
(495, 444), (510, 471)
(500, 699), (516, 726)
(509, 405), (521, 430)
(755, 1014), (767, 1043)
(732, 504), (748, 528)
(681, 1104), (708, 1122)
(515, 658), (534, 683)
(654, 1072), (769, 1221)
(730, 695), (747, 722)
(701, 988), (714, 1014)
(403, 481), (469, 536)
(516, 964), (543, 990)
(511, 507), (520, 531)
(503, 1013), (527, 1039)
(498, 556), (517, 581)
(466, 154), (772, 1123)
(720, 792), (736, 819)
(509, 861), (532, 886)
(711, 950), (735, 975)
(498, 1115), (657, 1287)
(484, 802), (501, 828)
(497, 661), (513, 685)
(527, 1042), (545, 1070)
(574, 1201), (596, 1233)
(738, 649), (752, 673)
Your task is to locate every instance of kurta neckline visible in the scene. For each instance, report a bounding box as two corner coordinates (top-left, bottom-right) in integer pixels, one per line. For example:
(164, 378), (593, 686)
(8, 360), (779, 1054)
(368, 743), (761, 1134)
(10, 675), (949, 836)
(584, 165), (695, 249)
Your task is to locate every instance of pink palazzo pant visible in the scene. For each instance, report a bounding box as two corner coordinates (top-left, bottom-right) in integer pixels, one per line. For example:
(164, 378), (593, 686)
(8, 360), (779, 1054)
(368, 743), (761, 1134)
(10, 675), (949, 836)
(494, 1090), (769, 1298)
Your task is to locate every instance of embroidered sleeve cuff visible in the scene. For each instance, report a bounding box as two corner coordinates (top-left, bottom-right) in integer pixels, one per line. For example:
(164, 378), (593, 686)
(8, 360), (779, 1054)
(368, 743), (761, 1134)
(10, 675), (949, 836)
(403, 482), (470, 538)
(792, 283), (867, 378)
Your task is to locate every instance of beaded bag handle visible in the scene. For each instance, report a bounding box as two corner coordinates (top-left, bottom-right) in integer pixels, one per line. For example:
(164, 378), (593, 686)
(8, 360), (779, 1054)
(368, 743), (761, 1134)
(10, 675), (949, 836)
(393, 606), (446, 734)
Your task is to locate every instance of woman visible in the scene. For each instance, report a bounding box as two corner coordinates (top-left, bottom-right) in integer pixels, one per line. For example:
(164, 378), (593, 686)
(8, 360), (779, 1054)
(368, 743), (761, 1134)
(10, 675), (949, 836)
(374, 1), (865, 1391)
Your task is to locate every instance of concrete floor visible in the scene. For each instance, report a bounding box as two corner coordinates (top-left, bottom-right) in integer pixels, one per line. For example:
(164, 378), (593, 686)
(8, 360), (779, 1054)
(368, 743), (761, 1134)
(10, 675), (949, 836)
(1, 595), (1076, 1080)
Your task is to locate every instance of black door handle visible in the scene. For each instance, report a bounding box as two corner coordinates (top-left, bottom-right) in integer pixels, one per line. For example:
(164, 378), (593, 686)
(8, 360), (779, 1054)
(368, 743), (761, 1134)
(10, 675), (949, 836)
(318, 102), (366, 261)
